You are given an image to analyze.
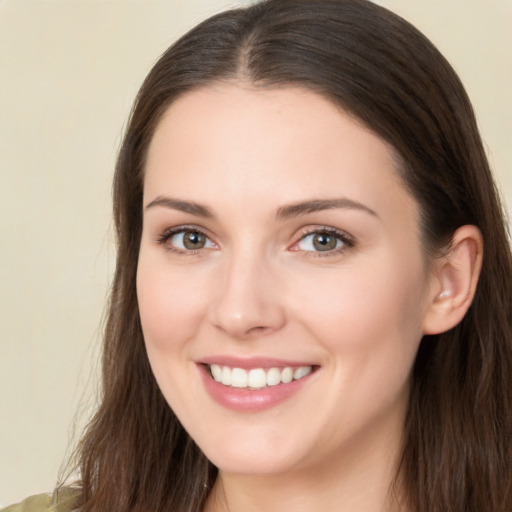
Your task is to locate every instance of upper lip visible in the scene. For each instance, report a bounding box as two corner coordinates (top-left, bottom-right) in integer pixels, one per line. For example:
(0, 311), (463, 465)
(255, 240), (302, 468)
(198, 355), (318, 370)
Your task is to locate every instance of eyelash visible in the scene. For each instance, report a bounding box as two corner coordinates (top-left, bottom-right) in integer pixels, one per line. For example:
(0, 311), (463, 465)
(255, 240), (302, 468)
(291, 226), (355, 258)
(156, 225), (355, 256)
(156, 225), (214, 255)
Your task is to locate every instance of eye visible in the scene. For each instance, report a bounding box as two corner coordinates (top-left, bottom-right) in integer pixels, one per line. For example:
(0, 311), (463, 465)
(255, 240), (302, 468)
(157, 227), (217, 252)
(292, 228), (354, 254)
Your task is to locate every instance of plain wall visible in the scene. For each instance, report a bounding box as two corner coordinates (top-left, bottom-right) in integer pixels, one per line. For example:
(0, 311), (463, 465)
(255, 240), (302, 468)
(0, 0), (510, 505)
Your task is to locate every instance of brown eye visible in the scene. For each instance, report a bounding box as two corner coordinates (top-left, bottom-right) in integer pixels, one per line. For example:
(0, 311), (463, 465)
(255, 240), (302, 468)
(159, 228), (216, 252)
(312, 233), (338, 251)
(294, 229), (353, 254)
(182, 231), (207, 250)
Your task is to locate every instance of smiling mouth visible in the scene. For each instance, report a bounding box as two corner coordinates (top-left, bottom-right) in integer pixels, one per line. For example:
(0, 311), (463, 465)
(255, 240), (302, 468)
(207, 364), (314, 390)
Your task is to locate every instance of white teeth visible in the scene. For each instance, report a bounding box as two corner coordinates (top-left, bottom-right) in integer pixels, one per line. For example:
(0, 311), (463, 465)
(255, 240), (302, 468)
(210, 364), (222, 382)
(294, 366), (312, 379)
(221, 366), (231, 386)
(248, 368), (266, 388)
(231, 368), (248, 388)
(281, 367), (293, 383)
(208, 364), (313, 389)
(266, 367), (281, 386)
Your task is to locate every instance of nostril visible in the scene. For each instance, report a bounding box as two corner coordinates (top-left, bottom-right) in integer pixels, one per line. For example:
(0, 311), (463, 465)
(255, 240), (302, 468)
(247, 325), (271, 336)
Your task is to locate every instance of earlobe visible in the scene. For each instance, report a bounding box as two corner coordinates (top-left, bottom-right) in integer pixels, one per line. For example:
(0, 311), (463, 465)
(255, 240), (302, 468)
(423, 225), (483, 335)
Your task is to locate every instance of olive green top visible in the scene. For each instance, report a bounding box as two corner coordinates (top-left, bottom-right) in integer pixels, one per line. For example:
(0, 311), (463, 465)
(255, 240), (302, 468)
(1, 488), (80, 512)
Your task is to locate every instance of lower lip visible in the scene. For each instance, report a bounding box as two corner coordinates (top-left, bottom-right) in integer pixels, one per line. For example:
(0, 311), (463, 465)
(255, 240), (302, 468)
(198, 365), (315, 412)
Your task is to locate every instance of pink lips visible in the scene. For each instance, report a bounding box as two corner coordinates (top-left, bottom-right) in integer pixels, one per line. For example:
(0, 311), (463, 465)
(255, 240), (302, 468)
(201, 355), (314, 369)
(197, 357), (317, 412)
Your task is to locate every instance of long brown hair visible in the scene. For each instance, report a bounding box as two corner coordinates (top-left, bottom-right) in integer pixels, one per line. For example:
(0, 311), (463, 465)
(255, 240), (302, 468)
(72, 1), (512, 510)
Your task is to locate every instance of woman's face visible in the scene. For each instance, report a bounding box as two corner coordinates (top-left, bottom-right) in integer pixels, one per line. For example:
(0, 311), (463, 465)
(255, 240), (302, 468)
(137, 84), (436, 477)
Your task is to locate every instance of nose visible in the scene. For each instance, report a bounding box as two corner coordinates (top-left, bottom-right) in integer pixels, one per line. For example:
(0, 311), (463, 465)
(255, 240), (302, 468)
(209, 251), (286, 340)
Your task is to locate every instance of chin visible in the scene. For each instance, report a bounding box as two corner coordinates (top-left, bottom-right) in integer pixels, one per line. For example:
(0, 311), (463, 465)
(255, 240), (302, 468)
(207, 451), (298, 476)
(197, 433), (306, 476)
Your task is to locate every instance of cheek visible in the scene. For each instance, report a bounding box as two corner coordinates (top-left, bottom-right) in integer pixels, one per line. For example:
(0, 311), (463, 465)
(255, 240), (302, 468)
(136, 257), (211, 416)
(136, 257), (209, 356)
(289, 255), (428, 370)
(292, 263), (427, 429)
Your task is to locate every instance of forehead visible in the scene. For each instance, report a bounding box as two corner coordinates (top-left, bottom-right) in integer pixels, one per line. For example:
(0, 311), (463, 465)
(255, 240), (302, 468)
(144, 83), (417, 227)
(147, 83), (394, 164)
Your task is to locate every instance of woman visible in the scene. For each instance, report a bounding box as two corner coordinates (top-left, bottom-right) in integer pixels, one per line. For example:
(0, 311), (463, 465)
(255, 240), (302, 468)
(5, 0), (511, 511)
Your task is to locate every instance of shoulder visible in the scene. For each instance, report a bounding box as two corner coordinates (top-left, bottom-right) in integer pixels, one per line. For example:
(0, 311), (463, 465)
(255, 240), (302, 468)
(1, 487), (81, 512)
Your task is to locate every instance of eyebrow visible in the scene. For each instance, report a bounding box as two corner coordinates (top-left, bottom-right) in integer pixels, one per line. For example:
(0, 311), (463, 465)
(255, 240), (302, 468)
(145, 196), (214, 218)
(275, 198), (378, 220)
(144, 195), (378, 220)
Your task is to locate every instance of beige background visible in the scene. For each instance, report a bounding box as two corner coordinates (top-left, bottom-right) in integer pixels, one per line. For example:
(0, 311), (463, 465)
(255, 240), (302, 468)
(0, 0), (510, 506)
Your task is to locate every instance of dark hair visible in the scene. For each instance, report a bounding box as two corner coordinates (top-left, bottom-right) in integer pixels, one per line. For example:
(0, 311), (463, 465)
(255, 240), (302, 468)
(73, 1), (512, 511)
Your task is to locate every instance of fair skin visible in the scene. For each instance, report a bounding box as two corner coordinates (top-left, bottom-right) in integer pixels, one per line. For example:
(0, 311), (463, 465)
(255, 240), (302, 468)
(137, 84), (482, 512)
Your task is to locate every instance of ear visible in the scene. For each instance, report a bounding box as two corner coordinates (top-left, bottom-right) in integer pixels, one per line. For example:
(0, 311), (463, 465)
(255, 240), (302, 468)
(423, 225), (483, 335)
